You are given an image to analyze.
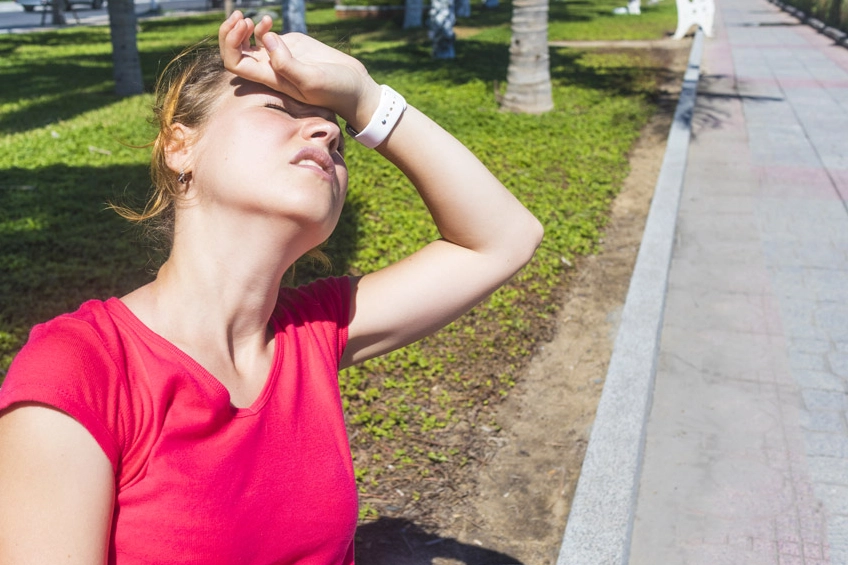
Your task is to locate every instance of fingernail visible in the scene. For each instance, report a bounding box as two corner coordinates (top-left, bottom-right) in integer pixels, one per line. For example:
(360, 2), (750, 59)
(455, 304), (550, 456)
(263, 32), (280, 52)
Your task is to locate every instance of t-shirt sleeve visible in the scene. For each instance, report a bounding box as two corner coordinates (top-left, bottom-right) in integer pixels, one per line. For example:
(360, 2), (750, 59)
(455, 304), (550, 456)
(0, 317), (126, 472)
(276, 276), (351, 362)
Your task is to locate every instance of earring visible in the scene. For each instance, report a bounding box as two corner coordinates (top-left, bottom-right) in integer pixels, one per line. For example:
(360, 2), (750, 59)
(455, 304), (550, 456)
(177, 169), (189, 184)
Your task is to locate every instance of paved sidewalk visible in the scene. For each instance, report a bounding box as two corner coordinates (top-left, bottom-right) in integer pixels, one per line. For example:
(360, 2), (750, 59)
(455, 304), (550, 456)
(629, 0), (848, 564)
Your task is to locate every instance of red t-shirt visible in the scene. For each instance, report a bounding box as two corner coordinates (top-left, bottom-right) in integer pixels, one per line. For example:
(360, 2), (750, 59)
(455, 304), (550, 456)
(0, 277), (357, 565)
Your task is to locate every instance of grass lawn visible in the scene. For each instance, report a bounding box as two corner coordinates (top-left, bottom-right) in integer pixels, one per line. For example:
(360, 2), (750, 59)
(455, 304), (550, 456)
(0, 0), (680, 518)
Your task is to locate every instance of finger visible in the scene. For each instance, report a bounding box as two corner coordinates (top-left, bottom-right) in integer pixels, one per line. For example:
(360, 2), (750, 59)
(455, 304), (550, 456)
(217, 9), (243, 53)
(254, 15), (274, 48)
(220, 17), (253, 71)
(241, 18), (255, 51)
(261, 32), (305, 99)
(262, 32), (300, 78)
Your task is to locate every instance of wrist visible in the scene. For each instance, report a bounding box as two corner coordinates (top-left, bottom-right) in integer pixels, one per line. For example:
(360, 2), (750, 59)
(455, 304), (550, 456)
(346, 85), (407, 149)
(349, 80), (382, 132)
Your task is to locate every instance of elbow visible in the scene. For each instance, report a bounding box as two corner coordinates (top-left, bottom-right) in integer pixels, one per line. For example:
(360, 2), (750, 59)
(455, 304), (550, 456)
(530, 215), (544, 251)
(512, 214), (544, 268)
(528, 215), (545, 258)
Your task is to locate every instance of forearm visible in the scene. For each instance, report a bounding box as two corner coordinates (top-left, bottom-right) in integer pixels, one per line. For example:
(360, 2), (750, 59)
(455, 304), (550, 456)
(375, 104), (544, 267)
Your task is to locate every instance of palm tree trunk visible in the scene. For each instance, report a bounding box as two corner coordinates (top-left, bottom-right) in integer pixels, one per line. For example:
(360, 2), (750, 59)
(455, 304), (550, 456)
(404, 0), (423, 29)
(107, 0), (143, 96)
(282, 0), (307, 34)
(430, 0), (455, 59)
(50, 0), (66, 25)
(501, 0), (553, 113)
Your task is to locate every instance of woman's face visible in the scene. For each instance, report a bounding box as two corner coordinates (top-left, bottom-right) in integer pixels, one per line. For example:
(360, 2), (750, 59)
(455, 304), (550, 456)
(181, 76), (349, 243)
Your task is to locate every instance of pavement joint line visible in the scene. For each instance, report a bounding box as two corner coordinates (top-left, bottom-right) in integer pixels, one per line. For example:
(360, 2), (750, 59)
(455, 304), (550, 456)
(555, 28), (705, 565)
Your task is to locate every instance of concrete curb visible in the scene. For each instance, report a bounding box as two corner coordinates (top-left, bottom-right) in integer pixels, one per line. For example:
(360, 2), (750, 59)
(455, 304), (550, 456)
(555, 29), (705, 565)
(767, 0), (848, 46)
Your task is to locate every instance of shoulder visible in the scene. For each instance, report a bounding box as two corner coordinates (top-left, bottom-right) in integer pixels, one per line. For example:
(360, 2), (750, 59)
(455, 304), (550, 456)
(274, 277), (353, 361)
(276, 276), (352, 324)
(0, 299), (129, 471)
(10, 299), (124, 379)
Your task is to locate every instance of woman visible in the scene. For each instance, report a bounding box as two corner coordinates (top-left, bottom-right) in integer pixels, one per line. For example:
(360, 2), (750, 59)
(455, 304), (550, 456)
(0, 12), (542, 564)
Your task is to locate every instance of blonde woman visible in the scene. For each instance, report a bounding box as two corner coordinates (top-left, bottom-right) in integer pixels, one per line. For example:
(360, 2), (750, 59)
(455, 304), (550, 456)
(0, 12), (542, 564)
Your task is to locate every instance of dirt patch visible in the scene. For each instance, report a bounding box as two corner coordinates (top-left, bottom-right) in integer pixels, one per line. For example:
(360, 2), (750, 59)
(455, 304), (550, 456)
(354, 42), (691, 565)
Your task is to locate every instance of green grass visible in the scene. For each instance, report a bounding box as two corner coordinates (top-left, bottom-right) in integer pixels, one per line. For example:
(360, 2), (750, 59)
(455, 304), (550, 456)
(548, 0), (679, 40)
(467, 0), (679, 42)
(0, 2), (679, 516)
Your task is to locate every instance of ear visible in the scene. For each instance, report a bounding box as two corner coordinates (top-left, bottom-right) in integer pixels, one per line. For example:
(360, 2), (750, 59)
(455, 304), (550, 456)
(164, 123), (195, 176)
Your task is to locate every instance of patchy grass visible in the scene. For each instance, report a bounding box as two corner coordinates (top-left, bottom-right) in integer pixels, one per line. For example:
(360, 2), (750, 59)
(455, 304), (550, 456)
(0, 3), (679, 520)
(463, 0), (679, 43)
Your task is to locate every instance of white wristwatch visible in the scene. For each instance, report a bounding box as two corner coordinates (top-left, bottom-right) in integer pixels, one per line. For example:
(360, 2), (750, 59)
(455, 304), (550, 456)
(345, 85), (407, 149)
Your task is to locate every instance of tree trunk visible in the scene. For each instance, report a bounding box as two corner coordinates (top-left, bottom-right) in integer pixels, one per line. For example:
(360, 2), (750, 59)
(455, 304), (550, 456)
(282, 0), (307, 34)
(107, 0), (143, 96)
(429, 0), (455, 59)
(500, 0), (553, 113)
(223, 0), (235, 17)
(51, 0), (67, 26)
(404, 0), (423, 28)
(455, 0), (470, 18)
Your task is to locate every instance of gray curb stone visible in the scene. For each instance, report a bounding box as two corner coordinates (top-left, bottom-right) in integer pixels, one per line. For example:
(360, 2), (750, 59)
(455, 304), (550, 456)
(555, 29), (705, 565)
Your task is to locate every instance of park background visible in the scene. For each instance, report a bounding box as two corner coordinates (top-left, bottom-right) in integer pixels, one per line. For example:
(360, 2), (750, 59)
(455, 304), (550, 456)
(2, 0), (843, 562)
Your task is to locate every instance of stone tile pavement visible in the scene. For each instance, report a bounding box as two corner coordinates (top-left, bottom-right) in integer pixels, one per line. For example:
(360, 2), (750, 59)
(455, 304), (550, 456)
(629, 0), (848, 563)
(558, 0), (848, 563)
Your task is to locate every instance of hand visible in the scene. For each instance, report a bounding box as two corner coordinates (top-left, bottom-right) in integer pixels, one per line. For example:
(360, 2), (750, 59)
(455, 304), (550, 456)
(218, 11), (381, 128)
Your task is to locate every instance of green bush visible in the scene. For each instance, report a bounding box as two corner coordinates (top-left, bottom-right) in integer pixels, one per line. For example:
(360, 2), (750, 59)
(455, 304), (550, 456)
(780, 0), (847, 30)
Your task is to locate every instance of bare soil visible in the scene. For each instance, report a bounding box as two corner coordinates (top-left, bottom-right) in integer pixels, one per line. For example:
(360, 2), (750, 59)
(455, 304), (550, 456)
(354, 40), (691, 565)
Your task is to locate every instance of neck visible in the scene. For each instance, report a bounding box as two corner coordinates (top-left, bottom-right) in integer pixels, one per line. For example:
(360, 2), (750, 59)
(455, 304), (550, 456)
(123, 208), (311, 351)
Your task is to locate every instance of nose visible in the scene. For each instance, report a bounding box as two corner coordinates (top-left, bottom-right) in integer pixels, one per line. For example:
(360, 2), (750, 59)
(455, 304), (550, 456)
(301, 117), (342, 155)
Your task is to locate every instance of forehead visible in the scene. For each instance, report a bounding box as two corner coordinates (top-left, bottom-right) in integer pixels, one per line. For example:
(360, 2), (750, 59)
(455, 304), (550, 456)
(226, 77), (338, 122)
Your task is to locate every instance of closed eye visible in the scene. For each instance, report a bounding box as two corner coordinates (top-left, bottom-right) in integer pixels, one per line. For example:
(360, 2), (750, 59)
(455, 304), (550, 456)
(265, 103), (293, 116)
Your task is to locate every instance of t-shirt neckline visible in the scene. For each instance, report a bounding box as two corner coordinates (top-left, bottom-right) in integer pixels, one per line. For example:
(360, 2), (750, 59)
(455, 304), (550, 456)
(104, 297), (283, 416)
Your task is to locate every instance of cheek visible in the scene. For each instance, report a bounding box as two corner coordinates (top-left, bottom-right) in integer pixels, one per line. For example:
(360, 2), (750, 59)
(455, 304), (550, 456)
(337, 167), (349, 194)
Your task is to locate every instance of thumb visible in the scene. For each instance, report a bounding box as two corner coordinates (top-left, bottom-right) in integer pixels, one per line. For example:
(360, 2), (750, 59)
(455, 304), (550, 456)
(262, 32), (296, 70)
(261, 32), (311, 102)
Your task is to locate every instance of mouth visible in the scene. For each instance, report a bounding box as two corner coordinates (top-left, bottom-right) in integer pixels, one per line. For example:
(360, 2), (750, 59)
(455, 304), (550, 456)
(291, 147), (336, 180)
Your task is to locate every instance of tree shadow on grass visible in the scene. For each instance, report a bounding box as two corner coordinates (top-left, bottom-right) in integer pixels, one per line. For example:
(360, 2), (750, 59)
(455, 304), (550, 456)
(349, 37), (680, 105)
(0, 29), (118, 134)
(1, 2), (677, 136)
(356, 518), (524, 565)
(0, 163), (154, 335)
(0, 17), (222, 135)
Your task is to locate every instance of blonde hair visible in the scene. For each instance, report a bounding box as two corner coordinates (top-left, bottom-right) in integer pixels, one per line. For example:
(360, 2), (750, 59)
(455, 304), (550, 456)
(112, 41), (229, 246)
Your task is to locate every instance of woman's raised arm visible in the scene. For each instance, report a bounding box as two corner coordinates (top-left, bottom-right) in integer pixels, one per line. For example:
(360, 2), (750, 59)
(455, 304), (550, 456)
(341, 103), (544, 366)
(219, 13), (544, 367)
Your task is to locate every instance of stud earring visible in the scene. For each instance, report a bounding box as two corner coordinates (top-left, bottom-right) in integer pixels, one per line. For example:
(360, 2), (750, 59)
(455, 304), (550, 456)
(177, 169), (189, 184)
